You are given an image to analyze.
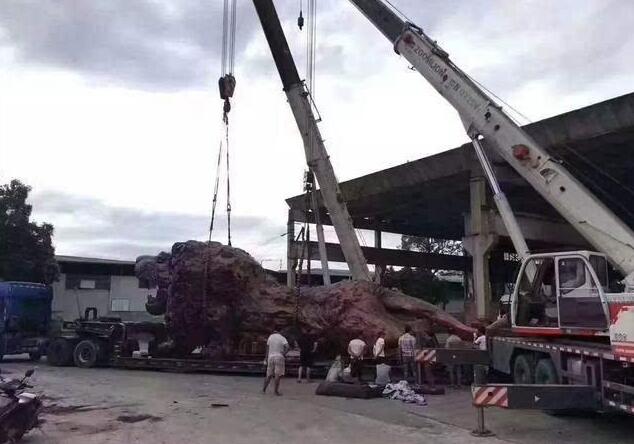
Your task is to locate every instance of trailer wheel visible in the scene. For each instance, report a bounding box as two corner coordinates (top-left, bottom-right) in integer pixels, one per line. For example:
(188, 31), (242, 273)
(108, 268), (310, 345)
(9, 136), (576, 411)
(513, 354), (535, 384)
(73, 340), (101, 368)
(47, 338), (74, 366)
(535, 358), (558, 385)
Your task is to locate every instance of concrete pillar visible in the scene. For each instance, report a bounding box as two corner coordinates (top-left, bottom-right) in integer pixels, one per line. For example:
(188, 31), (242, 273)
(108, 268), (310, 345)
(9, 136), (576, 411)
(462, 176), (498, 321)
(374, 230), (384, 284)
(287, 210), (297, 288)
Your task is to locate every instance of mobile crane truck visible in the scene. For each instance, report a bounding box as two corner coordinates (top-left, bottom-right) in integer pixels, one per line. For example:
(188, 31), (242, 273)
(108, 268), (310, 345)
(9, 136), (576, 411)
(344, 0), (634, 414)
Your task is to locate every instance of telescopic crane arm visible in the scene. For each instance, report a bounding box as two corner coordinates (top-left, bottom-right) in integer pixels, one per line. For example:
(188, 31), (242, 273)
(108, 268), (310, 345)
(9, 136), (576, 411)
(252, 0), (372, 282)
(349, 0), (634, 288)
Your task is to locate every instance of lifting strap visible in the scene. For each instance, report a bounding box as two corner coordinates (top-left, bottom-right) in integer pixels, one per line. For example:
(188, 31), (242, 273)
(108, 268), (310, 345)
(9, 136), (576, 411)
(225, 123), (232, 246)
(208, 141), (223, 241)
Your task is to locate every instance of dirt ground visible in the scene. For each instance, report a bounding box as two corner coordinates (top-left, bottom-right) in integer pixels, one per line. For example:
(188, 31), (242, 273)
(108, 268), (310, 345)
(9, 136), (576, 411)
(0, 358), (631, 444)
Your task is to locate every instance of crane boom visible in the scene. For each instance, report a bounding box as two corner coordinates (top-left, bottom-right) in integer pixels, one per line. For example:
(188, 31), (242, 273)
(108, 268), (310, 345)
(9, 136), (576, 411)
(252, 0), (372, 281)
(349, 0), (634, 287)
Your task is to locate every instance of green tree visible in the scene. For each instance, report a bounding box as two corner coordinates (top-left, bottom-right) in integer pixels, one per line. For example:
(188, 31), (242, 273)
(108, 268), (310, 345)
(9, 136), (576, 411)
(383, 236), (464, 308)
(383, 266), (448, 307)
(0, 180), (59, 284)
(400, 236), (463, 263)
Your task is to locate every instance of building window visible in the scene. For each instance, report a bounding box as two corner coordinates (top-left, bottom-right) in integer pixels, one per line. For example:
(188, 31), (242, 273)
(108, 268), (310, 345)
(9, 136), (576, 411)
(111, 299), (130, 312)
(79, 279), (96, 289)
(65, 274), (111, 290)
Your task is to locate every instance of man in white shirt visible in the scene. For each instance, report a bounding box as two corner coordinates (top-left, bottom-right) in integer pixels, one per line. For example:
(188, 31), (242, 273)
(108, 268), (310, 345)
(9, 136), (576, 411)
(262, 328), (289, 396)
(473, 326), (487, 351)
(348, 337), (367, 382)
(473, 326), (488, 384)
(445, 333), (466, 388)
(373, 331), (386, 359)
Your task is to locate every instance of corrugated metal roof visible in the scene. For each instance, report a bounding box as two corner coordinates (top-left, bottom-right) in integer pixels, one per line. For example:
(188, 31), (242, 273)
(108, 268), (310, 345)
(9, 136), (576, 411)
(55, 255), (135, 266)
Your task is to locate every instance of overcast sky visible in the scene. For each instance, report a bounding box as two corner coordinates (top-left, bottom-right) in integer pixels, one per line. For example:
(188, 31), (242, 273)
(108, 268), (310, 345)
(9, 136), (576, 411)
(0, 0), (632, 266)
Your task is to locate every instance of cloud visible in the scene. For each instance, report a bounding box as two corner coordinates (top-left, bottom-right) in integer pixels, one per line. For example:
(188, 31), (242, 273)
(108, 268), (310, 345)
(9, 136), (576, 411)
(0, 0), (258, 90)
(29, 190), (286, 261)
(458, 0), (634, 99)
(2, 0), (630, 103)
(2, 0), (633, 273)
(0, 0), (466, 91)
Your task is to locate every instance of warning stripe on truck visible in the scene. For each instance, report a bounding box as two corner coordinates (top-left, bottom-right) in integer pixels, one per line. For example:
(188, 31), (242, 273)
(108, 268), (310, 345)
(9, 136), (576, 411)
(416, 349), (436, 363)
(472, 386), (508, 408)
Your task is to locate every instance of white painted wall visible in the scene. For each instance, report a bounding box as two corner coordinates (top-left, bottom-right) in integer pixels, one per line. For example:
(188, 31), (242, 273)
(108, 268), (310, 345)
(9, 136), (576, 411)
(52, 274), (159, 322)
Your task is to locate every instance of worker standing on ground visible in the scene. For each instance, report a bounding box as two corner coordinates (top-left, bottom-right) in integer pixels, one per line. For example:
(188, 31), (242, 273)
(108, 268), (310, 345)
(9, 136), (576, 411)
(347, 337), (367, 383)
(474, 326), (487, 351)
(473, 326), (488, 384)
(398, 325), (417, 382)
(297, 331), (317, 383)
(445, 331), (466, 388)
(373, 331), (386, 360)
(373, 330), (389, 385)
(262, 327), (289, 396)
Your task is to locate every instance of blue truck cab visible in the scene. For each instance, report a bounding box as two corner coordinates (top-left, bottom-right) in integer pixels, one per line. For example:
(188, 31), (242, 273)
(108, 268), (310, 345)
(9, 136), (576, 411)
(0, 281), (53, 361)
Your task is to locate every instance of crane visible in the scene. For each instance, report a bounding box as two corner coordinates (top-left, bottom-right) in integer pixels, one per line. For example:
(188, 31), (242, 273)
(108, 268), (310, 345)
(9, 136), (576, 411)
(348, 0), (634, 287)
(348, 0), (634, 348)
(252, 0), (372, 282)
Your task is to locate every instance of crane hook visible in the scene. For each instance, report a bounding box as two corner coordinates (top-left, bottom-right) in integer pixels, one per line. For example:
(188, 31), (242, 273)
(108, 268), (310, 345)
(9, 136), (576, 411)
(298, 10), (304, 30)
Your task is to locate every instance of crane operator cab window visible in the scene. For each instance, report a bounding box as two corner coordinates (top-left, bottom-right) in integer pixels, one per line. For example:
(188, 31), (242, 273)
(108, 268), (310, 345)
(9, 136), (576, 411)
(557, 256), (607, 330)
(515, 257), (559, 328)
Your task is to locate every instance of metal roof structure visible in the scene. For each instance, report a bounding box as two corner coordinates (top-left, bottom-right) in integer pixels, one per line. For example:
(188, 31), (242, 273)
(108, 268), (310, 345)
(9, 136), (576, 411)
(55, 255), (135, 266)
(55, 255), (136, 276)
(287, 93), (634, 251)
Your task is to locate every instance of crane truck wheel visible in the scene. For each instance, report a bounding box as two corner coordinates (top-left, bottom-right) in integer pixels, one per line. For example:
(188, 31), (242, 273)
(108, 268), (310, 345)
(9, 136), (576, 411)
(535, 358), (558, 385)
(513, 354), (535, 384)
(46, 338), (74, 366)
(535, 358), (584, 416)
(73, 339), (101, 368)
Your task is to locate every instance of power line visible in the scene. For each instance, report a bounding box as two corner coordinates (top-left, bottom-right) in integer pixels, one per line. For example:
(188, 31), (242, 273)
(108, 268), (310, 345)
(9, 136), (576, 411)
(384, 0), (411, 22)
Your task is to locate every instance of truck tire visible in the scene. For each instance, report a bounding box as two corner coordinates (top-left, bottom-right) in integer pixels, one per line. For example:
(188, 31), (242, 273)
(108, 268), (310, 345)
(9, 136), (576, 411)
(47, 338), (74, 366)
(513, 354), (535, 384)
(29, 352), (42, 362)
(535, 358), (558, 385)
(73, 339), (101, 368)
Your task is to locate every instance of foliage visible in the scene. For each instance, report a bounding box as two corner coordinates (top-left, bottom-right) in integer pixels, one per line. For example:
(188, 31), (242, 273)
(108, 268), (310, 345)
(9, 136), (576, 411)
(400, 235), (463, 257)
(382, 236), (464, 308)
(383, 266), (449, 308)
(0, 179), (59, 284)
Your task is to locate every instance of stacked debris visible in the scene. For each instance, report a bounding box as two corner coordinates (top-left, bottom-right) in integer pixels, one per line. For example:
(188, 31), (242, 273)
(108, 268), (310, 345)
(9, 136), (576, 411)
(136, 241), (474, 358)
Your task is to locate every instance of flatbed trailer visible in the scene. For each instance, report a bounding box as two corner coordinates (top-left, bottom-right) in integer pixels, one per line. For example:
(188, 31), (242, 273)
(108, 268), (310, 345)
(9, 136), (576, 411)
(113, 355), (267, 375)
(487, 334), (634, 414)
(45, 309), (329, 377)
(111, 354), (329, 377)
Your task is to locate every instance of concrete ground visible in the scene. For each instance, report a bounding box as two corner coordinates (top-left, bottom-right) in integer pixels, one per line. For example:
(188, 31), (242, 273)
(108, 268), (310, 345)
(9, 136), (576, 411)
(0, 358), (631, 444)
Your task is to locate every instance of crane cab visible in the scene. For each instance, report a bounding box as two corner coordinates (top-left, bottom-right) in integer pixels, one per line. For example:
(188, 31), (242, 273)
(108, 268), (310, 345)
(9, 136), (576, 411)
(510, 250), (634, 356)
(510, 251), (611, 336)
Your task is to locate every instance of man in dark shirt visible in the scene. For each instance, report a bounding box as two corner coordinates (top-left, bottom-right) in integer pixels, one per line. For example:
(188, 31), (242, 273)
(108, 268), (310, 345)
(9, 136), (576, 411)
(297, 332), (317, 383)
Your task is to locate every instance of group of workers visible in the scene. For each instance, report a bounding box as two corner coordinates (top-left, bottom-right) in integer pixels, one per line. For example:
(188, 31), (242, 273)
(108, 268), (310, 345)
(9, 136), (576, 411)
(346, 325), (419, 383)
(261, 324), (488, 395)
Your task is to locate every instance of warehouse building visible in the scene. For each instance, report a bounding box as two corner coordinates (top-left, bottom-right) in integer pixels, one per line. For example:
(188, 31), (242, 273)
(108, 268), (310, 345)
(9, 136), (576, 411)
(52, 255), (158, 322)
